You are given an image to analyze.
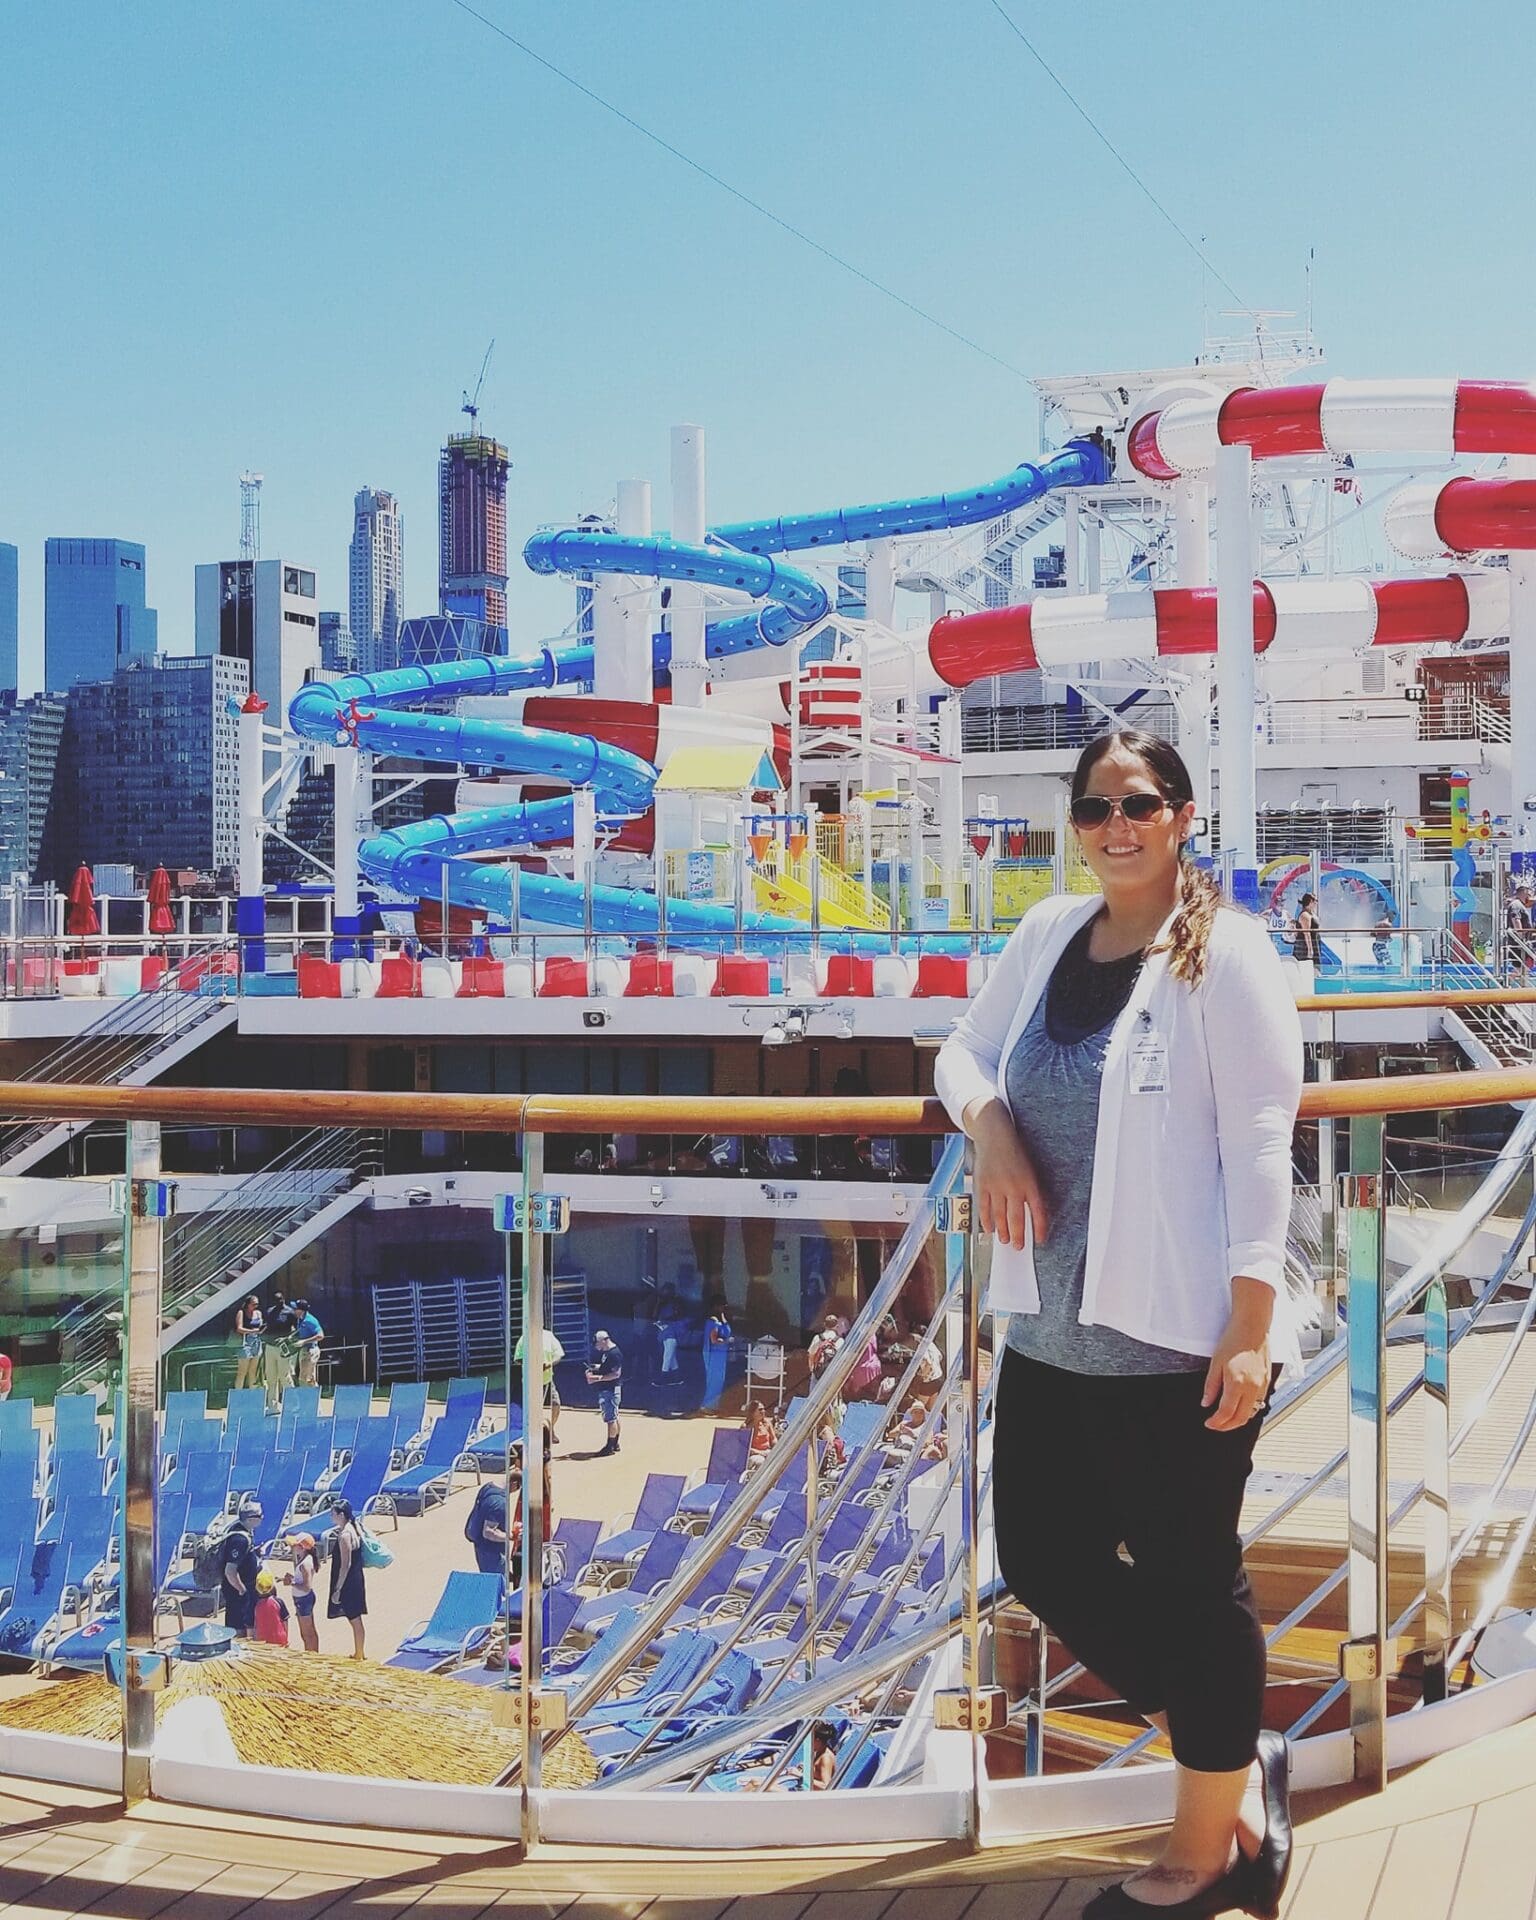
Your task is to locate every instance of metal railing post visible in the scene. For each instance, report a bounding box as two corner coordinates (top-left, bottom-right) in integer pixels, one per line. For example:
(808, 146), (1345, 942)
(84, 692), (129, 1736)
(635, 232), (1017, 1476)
(1421, 1275), (1451, 1704)
(519, 1127), (547, 1850)
(1317, 1009), (1339, 1344)
(1343, 1112), (1389, 1791)
(958, 1147), (983, 1843)
(122, 1121), (170, 1803)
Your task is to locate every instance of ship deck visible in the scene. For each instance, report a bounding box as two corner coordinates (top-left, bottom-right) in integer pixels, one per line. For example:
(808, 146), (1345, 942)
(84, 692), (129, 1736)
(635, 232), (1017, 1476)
(2, 1705), (1534, 1919)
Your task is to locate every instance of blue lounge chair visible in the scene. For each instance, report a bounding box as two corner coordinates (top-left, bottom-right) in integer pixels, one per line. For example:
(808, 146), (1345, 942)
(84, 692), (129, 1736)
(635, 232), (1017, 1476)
(576, 1629), (722, 1729)
(301, 1419), (399, 1537)
(444, 1376), (487, 1429)
(0, 1428), (41, 1501)
(583, 1474), (686, 1581)
(52, 1394), (103, 1457)
(673, 1428), (751, 1529)
(385, 1570), (504, 1672)
(571, 1529), (691, 1639)
(164, 1417), (223, 1465)
(330, 1383), (374, 1424)
(176, 1452), (234, 1538)
(223, 1388), (267, 1432)
(0, 1400), (36, 1448)
(278, 1386), (321, 1431)
(545, 1518), (603, 1589)
(44, 1450), (105, 1513)
(387, 1381), (429, 1444)
(447, 1586), (583, 1687)
(0, 1545), (75, 1661)
(465, 1402), (525, 1472)
(377, 1416), (474, 1516)
(247, 1451), (313, 1548)
(163, 1390), (207, 1429)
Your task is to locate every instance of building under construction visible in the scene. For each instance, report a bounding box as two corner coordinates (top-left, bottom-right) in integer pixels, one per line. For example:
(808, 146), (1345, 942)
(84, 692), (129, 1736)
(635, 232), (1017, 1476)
(437, 432), (508, 628)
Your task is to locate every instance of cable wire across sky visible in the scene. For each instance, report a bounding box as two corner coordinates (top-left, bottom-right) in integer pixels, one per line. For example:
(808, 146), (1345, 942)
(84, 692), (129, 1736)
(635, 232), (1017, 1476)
(986, 0), (1256, 318)
(445, 0), (1037, 383)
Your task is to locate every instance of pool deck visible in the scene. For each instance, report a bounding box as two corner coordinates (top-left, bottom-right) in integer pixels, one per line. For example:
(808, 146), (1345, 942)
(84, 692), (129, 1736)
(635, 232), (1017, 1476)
(3, 1706), (1536, 1918)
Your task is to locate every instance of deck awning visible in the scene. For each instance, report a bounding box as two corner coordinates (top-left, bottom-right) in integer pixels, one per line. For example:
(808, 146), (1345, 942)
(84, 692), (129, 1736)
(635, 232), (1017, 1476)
(653, 745), (783, 794)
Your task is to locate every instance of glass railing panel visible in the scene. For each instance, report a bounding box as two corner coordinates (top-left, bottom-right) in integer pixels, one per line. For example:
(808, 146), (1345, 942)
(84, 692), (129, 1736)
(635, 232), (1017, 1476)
(491, 1140), (980, 1803)
(0, 1152), (131, 1768)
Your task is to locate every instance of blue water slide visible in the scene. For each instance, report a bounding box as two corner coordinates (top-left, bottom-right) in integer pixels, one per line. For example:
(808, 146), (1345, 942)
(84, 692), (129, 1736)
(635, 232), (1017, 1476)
(289, 442), (1110, 945)
(710, 439), (1111, 554)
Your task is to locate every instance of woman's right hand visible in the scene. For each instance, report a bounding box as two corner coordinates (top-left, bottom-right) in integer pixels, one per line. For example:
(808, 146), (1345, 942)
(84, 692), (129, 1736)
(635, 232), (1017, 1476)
(966, 1098), (1050, 1250)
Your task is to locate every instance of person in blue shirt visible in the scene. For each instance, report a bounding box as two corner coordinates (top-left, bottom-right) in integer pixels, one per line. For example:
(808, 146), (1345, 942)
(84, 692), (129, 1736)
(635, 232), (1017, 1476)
(291, 1299), (324, 1387)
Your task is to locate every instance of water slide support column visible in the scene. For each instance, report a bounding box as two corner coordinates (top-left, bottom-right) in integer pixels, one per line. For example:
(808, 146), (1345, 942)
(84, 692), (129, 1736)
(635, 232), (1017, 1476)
(1173, 479), (1215, 831)
(333, 745), (366, 962)
(866, 541), (897, 630)
(594, 481), (653, 703)
(938, 699), (964, 926)
(1215, 445), (1259, 907)
(670, 426), (707, 710)
(1509, 456), (1536, 880)
(236, 698), (267, 972)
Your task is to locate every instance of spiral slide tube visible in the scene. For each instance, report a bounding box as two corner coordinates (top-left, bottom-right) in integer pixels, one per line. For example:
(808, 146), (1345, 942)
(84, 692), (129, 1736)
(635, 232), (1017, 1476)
(923, 571), (1509, 687)
(1125, 379), (1536, 481)
(290, 442), (1111, 943)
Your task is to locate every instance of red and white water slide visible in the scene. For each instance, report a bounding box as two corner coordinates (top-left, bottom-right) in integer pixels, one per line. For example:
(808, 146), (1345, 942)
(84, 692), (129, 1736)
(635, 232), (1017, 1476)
(923, 379), (1536, 686)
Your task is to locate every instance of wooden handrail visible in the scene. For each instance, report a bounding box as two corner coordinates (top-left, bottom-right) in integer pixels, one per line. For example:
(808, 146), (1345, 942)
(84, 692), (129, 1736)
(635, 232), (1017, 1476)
(0, 1072), (1532, 1134)
(1296, 988), (1536, 1011)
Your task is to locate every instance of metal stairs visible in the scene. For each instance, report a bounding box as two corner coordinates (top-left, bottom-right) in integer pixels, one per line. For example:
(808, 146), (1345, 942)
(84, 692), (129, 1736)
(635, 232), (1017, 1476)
(60, 1126), (382, 1390)
(1437, 936), (1536, 1071)
(0, 980), (238, 1175)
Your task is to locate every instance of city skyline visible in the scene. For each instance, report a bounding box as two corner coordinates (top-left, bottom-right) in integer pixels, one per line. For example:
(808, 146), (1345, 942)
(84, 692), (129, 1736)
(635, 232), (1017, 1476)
(7, 5), (1536, 699)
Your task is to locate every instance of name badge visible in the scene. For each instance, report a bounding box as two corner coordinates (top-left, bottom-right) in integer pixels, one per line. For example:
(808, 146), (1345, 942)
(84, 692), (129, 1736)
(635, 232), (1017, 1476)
(1129, 1030), (1168, 1095)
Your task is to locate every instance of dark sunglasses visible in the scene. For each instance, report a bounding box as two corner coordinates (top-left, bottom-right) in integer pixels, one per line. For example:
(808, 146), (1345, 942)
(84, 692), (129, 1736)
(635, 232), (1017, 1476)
(1070, 792), (1173, 829)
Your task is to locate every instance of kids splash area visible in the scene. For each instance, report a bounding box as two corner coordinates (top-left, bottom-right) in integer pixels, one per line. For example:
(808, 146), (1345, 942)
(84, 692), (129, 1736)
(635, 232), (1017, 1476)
(9, 344), (1536, 1906)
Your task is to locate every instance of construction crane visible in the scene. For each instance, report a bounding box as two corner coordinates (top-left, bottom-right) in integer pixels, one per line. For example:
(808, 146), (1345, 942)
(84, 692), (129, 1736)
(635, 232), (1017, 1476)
(239, 471), (263, 561)
(461, 340), (495, 429)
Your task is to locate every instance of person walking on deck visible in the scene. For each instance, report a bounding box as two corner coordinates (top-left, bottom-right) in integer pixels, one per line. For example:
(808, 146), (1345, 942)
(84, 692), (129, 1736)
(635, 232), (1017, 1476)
(937, 729), (1300, 1919)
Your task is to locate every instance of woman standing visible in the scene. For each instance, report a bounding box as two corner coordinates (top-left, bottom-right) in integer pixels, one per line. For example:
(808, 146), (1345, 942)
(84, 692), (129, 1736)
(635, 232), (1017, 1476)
(1290, 891), (1322, 966)
(936, 731), (1300, 1919)
(232, 1295), (263, 1393)
(326, 1499), (368, 1660)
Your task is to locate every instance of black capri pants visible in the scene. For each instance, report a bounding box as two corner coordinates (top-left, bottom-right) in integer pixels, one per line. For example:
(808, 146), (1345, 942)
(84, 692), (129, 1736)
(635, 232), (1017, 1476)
(993, 1345), (1272, 1774)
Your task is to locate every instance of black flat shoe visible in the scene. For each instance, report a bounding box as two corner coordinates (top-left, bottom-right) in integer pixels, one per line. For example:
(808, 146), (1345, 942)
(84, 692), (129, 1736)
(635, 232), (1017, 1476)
(1082, 1855), (1252, 1918)
(1240, 1728), (1294, 1919)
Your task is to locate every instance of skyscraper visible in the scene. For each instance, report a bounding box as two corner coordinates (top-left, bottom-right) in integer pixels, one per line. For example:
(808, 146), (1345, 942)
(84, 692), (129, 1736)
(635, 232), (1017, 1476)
(0, 691), (66, 881)
(349, 487), (404, 673)
(0, 544), (17, 695)
(319, 610), (356, 674)
(194, 558), (320, 729)
(51, 654), (247, 883)
(439, 433), (509, 627)
(44, 539), (159, 691)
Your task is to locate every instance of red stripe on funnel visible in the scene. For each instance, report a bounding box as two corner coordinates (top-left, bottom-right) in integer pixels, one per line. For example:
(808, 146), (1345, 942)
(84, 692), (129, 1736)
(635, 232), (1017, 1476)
(1435, 477), (1536, 553)
(1453, 382), (1536, 456)
(1370, 577), (1471, 647)
(1217, 385), (1326, 457)
(522, 696), (661, 763)
(1127, 413), (1178, 480)
(927, 606), (1034, 687)
(1153, 585), (1276, 656)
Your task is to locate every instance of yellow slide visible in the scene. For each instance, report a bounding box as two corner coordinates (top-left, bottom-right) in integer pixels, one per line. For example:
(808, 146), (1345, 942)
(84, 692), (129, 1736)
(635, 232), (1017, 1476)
(751, 851), (891, 930)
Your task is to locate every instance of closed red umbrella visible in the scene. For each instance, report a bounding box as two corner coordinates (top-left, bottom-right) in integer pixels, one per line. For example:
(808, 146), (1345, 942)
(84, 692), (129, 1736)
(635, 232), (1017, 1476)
(65, 865), (99, 938)
(146, 867), (175, 936)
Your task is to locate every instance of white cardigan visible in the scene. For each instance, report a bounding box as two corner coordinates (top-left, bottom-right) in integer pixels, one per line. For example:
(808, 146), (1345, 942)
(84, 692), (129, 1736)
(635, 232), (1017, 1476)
(935, 892), (1305, 1370)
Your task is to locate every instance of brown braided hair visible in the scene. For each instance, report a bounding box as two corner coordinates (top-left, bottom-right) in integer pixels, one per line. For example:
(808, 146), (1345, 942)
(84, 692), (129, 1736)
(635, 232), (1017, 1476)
(1069, 730), (1224, 987)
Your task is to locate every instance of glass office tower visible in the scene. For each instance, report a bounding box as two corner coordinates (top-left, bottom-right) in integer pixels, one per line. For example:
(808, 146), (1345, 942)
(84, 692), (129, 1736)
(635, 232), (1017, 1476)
(43, 539), (159, 692)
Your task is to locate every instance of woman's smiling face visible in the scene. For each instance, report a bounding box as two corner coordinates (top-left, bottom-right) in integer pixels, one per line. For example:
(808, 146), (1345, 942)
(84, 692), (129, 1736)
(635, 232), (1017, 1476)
(1072, 745), (1194, 894)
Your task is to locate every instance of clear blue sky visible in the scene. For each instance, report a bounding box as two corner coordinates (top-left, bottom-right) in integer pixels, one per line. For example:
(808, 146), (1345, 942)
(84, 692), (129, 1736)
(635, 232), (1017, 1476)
(2, 0), (1533, 691)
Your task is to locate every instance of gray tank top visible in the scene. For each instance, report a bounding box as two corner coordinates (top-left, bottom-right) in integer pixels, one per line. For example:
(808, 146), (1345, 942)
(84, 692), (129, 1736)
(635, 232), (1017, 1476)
(1003, 930), (1204, 1376)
